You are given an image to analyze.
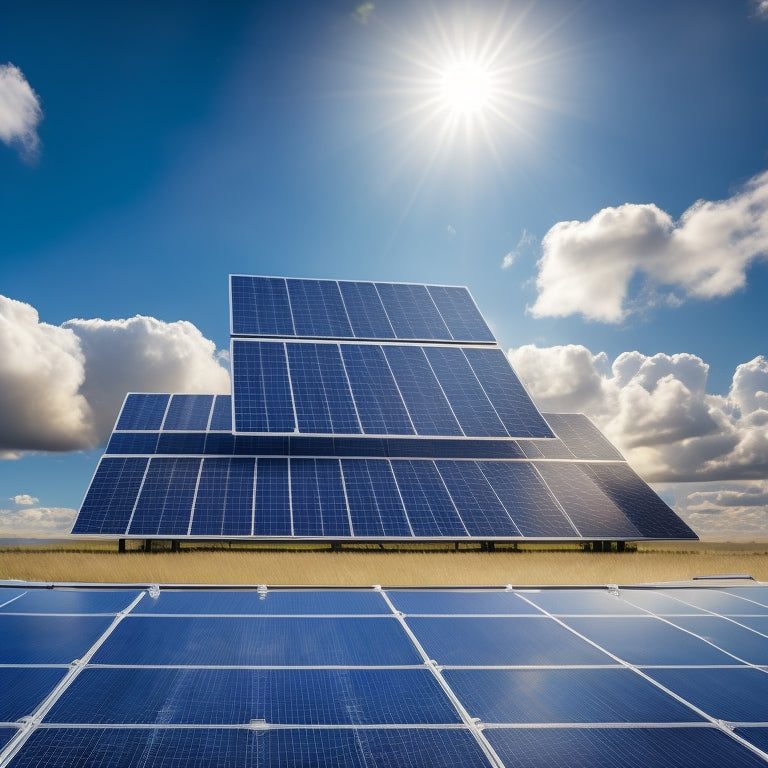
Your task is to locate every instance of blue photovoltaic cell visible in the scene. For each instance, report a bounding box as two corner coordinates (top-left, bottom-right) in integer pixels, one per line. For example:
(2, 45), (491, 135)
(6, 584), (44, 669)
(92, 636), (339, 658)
(543, 413), (624, 460)
(46, 668), (460, 725)
(476, 461), (576, 537)
(133, 589), (390, 615)
(485, 727), (768, 768)
(663, 615), (768, 664)
(291, 459), (351, 537)
(286, 278), (353, 338)
(516, 437), (574, 460)
(0, 589), (141, 615)
(426, 285), (495, 342)
(521, 589), (647, 616)
(338, 280), (395, 338)
(127, 457), (200, 536)
(444, 668), (701, 724)
(231, 275), (293, 336)
(115, 393), (169, 431)
(580, 462), (697, 539)
(0, 729), (17, 752)
(407, 616), (612, 666)
(73, 457), (148, 534)
(93, 616), (421, 665)
(209, 394), (232, 431)
(253, 457), (291, 535)
(390, 460), (467, 537)
(435, 461), (520, 537)
(535, 462), (640, 539)
(341, 345), (414, 435)
(106, 431), (159, 454)
(463, 347), (554, 438)
(205, 432), (237, 455)
(13, 728), (491, 768)
(658, 588), (768, 615)
(232, 341), (295, 433)
(425, 347), (506, 436)
(191, 458), (255, 536)
(0, 615), (114, 664)
(562, 617), (740, 665)
(383, 346), (463, 436)
(342, 459), (411, 536)
(376, 282), (451, 340)
(646, 667), (768, 722)
(0, 668), (68, 721)
(617, 589), (710, 615)
(162, 394), (214, 431)
(287, 343), (361, 434)
(388, 590), (539, 616)
(156, 432), (207, 454)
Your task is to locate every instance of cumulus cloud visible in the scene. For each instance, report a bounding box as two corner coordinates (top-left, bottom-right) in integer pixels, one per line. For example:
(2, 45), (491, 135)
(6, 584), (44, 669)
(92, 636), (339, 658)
(529, 171), (768, 322)
(0, 505), (76, 538)
(509, 344), (768, 483)
(0, 296), (230, 454)
(0, 63), (42, 160)
(754, 0), (768, 20)
(11, 494), (38, 506)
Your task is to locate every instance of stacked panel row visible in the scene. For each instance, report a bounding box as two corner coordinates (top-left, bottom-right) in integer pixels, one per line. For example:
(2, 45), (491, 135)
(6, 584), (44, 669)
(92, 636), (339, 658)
(3, 585), (768, 767)
(231, 341), (552, 438)
(72, 455), (695, 540)
(230, 275), (495, 342)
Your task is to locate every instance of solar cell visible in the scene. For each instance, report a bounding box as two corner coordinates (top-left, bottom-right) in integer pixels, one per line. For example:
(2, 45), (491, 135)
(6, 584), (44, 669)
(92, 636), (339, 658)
(663, 615), (768, 664)
(191, 457), (255, 536)
(230, 274), (293, 336)
(115, 393), (169, 431)
(290, 458), (351, 537)
(543, 413), (624, 460)
(254, 458), (291, 536)
(376, 282), (451, 340)
(342, 459), (412, 536)
(209, 394), (232, 431)
(426, 284), (495, 342)
(337, 280), (395, 338)
(286, 278), (353, 338)
(0, 668), (68, 722)
(162, 394), (214, 431)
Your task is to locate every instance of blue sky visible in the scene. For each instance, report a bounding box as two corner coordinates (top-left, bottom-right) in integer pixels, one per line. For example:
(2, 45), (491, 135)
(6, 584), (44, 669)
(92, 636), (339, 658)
(2, 0), (768, 538)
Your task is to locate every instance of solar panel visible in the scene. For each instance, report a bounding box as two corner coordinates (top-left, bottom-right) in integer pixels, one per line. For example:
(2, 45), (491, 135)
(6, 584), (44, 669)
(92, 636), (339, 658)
(73, 274), (697, 543)
(7, 583), (764, 768)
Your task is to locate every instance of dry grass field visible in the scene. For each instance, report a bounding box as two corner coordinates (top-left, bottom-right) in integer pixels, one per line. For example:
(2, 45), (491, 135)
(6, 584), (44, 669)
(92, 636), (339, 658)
(1, 540), (767, 586)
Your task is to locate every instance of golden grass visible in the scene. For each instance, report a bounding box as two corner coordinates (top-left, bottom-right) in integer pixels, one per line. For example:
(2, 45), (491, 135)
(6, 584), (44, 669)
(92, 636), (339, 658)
(1, 541), (767, 586)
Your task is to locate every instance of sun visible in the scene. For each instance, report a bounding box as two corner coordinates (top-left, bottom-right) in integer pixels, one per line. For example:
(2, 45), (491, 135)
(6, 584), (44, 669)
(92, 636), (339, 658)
(439, 60), (495, 117)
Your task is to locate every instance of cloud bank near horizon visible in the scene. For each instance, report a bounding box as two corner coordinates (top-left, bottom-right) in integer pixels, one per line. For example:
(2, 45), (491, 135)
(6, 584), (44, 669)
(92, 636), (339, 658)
(0, 295), (230, 456)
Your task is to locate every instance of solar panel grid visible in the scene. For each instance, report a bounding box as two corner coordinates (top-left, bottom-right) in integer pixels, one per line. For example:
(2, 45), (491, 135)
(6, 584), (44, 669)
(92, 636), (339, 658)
(4, 585), (768, 767)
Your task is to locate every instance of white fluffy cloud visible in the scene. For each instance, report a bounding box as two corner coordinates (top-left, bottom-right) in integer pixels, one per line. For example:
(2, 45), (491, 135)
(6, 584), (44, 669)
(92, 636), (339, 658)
(529, 170), (768, 322)
(11, 494), (38, 506)
(509, 344), (768, 483)
(0, 505), (76, 538)
(0, 296), (230, 454)
(0, 63), (42, 160)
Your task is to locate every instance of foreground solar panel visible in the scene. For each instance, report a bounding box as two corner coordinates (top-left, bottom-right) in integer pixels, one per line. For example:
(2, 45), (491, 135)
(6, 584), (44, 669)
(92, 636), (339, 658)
(2, 582), (768, 767)
(71, 275), (697, 542)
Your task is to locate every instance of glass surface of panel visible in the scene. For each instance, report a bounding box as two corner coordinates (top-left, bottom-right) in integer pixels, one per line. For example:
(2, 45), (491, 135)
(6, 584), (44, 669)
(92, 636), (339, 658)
(190, 458), (255, 536)
(162, 394), (214, 431)
(664, 615), (768, 665)
(94, 616), (421, 665)
(535, 462), (640, 538)
(477, 461), (576, 537)
(435, 461), (520, 537)
(408, 616), (612, 666)
(445, 668), (701, 724)
(485, 727), (768, 768)
(390, 460), (467, 536)
(520, 589), (647, 615)
(232, 341), (295, 432)
(544, 413), (624, 460)
(286, 278), (353, 338)
(105, 431), (159, 454)
(0, 589), (141, 614)
(426, 285), (495, 342)
(342, 460), (411, 536)
(253, 457), (291, 535)
(46, 668), (460, 725)
(516, 437), (574, 459)
(580, 462), (698, 539)
(73, 457), (148, 534)
(425, 347), (506, 436)
(562, 616), (740, 665)
(291, 459), (350, 537)
(338, 280), (395, 339)
(383, 346), (463, 436)
(340, 345), (414, 435)
(0, 668), (69, 722)
(0, 615), (114, 664)
(376, 282), (451, 340)
(388, 590), (539, 615)
(209, 394), (232, 431)
(115, 393), (169, 431)
(230, 275), (293, 336)
(287, 343), (360, 434)
(156, 432), (207, 454)
(463, 348), (554, 438)
(127, 457), (200, 536)
(658, 589), (768, 616)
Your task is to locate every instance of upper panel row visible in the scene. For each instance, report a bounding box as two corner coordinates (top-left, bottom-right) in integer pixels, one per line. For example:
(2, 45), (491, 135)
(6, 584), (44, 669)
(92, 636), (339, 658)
(230, 276), (495, 343)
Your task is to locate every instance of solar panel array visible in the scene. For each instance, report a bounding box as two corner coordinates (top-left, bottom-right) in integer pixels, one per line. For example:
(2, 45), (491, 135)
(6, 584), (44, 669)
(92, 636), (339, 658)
(3, 582), (768, 767)
(71, 276), (697, 542)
